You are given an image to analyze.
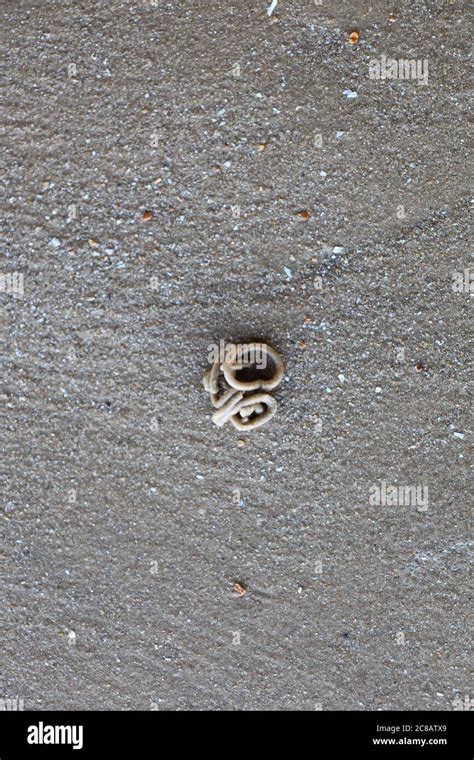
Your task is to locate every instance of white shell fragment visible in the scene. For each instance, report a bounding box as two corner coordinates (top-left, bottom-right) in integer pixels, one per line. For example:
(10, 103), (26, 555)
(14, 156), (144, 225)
(267, 0), (278, 17)
(203, 342), (284, 431)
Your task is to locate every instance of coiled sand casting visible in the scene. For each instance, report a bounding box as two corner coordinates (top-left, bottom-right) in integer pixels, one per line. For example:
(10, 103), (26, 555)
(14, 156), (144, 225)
(203, 343), (284, 430)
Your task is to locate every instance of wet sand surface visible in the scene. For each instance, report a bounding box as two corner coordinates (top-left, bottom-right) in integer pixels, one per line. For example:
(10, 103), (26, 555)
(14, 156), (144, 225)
(2, 0), (471, 709)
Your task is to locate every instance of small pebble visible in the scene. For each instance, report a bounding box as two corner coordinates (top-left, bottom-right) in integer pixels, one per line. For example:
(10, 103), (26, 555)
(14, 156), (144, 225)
(343, 89), (358, 99)
(237, 439), (246, 447)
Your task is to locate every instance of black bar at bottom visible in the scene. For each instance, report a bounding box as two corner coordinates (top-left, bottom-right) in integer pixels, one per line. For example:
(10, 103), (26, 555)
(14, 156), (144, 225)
(0, 710), (470, 757)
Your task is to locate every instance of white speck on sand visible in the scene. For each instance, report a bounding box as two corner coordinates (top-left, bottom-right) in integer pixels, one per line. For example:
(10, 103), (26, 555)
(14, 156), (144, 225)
(267, 0), (278, 16)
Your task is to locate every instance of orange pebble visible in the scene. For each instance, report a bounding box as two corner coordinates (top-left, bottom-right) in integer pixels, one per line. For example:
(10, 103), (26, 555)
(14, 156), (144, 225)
(296, 210), (311, 220)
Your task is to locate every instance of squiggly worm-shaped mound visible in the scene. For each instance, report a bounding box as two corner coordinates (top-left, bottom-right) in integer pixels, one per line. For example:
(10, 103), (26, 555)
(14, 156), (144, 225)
(221, 342), (284, 391)
(230, 393), (278, 430)
(203, 342), (284, 430)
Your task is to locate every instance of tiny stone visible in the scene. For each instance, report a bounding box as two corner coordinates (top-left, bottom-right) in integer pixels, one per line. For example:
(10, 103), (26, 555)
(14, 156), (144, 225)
(296, 209), (311, 220)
